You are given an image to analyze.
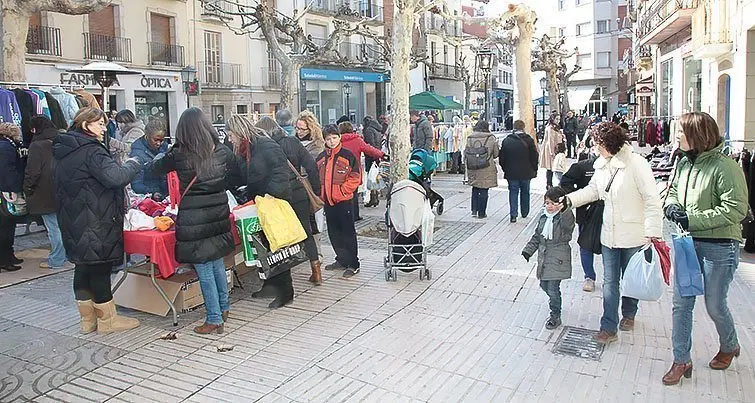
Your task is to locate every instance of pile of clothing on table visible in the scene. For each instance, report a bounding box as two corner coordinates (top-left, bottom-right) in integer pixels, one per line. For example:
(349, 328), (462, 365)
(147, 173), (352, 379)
(123, 192), (177, 231)
(644, 146), (681, 182)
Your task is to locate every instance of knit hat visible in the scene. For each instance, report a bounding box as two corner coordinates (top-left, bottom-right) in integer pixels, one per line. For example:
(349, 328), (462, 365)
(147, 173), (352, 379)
(336, 115), (350, 125)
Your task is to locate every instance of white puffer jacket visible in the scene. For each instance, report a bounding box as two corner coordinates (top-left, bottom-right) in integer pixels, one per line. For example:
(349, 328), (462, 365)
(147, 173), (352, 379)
(568, 144), (662, 249)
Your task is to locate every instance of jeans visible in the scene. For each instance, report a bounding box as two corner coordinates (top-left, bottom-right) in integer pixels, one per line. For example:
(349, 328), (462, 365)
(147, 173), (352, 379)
(325, 201), (359, 269)
(471, 187), (489, 215)
(194, 258), (230, 325)
(546, 170), (554, 187)
(539, 280), (562, 316)
(73, 264), (113, 303)
(578, 225), (596, 281)
(600, 245), (642, 332)
(672, 240), (740, 363)
(507, 179), (531, 218)
(554, 172), (563, 184)
(42, 214), (67, 267)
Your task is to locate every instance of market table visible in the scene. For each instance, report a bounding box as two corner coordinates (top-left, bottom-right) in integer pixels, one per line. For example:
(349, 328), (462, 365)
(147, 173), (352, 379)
(112, 218), (241, 326)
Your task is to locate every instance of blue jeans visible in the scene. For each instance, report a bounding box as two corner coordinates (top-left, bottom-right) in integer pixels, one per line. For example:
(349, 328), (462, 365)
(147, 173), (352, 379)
(578, 225), (596, 281)
(507, 179), (531, 218)
(42, 214), (67, 267)
(471, 187), (489, 215)
(540, 280), (562, 316)
(194, 258), (229, 325)
(600, 245), (642, 332)
(672, 240), (740, 363)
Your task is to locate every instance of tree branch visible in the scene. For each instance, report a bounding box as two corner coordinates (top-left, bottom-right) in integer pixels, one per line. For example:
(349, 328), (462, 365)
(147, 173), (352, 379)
(33, 0), (112, 13)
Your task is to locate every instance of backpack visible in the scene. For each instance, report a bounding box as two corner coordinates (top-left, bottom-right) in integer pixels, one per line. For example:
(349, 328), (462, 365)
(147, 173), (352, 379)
(465, 136), (491, 170)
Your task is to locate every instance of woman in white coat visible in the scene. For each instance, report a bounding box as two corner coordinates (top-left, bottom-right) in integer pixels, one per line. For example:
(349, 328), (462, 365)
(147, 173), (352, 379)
(540, 114), (565, 188)
(565, 122), (662, 344)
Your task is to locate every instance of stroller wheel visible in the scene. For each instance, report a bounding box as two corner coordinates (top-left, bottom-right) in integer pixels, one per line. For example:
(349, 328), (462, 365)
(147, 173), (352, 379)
(391, 268), (398, 281)
(425, 269), (432, 281)
(436, 201), (444, 215)
(385, 270), (392, 282)
(419, 270), (425, 280)
(383, 256), (389, 268)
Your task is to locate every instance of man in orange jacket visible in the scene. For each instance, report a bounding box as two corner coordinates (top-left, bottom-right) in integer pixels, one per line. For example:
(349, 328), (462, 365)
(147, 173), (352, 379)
(316, 124), (362, 278)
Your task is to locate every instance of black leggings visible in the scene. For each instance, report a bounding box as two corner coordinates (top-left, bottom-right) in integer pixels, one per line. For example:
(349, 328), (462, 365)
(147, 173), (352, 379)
(291, 199), (319, 262)
(73, 264), (113, 303)
(0, 214), (17, 265)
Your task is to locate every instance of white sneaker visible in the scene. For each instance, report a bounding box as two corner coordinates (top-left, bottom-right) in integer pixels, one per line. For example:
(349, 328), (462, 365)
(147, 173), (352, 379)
(583, 278), (595, 292)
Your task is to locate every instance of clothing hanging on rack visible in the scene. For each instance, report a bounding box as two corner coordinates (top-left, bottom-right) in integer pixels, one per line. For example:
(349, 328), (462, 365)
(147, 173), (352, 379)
(49, 86), (78, 125)
(0, 88), (22, 126)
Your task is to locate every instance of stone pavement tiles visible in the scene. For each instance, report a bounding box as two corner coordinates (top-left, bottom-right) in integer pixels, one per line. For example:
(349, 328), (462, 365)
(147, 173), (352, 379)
(0, 173), (753, 402)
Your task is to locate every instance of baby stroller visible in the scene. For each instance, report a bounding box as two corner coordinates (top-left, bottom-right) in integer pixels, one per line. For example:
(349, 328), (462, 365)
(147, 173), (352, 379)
(408, 149), (444, 215)
(383, 150), (440, 281)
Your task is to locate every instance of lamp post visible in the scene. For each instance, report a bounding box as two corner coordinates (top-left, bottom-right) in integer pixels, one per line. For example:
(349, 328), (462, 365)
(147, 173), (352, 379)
(539, 76), (548, 130)
(343, 83), (352, 121)
(476, 49), (493, 122)
(181, 66), (197, 110)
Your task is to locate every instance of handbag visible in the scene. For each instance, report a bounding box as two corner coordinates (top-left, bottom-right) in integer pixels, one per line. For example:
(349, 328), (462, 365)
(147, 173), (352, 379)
(671, 225), (704, 297)
(1, 192), (28, 217)
(576, 169), (619, 255)
(286, 160), (324, 212)
(621, 245), (665, 301)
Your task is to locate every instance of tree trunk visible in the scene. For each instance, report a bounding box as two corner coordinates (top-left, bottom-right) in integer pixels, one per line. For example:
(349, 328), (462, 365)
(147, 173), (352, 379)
(547, 70), (560, 117)
(387, 0), (415, 184)
(515, 29), (536, 144)
(0, 7), (31, 82)
(279, 61), (299, 111)
(560, 78), (572, 118)
(464, 82), (472, 112)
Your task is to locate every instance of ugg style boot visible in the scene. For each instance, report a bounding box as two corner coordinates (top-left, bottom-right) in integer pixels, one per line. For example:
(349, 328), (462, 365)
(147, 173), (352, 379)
(93, 300), (140, 334)
(309, 261), (323, 285)
(76, 300), (97, 334)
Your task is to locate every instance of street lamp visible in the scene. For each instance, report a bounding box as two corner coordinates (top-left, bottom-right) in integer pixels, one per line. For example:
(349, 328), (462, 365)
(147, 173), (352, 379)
(539, 76), (548, 130)
(476, 49), (493, 122)
(343, 83), (352, 121)
(181, 66), (198, 109)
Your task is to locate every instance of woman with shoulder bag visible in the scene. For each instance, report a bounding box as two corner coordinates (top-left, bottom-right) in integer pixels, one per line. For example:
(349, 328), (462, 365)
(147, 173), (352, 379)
(465, 120), (498, 219)
(661, 112), (748, 385)
(152, 108), (236, 334)
(565, 122), (662, 344)
(256, 116), (322, 285)
(0, 123), (26, 272)
(296, 111), (326, 260)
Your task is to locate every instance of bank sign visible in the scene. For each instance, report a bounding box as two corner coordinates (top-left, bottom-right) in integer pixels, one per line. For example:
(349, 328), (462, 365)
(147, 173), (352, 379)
(300, 68), (387, 83)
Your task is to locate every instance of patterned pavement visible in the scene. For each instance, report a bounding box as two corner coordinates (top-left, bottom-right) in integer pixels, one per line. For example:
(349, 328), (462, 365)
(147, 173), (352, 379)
(0, 173), (753, 402)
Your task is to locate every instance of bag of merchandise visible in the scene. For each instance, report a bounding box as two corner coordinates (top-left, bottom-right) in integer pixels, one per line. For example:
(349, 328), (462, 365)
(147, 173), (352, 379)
(254, 195), (307, 252)
(233, 202), (261, 266)
(621, 245), (664, 301)
(421, 199), (435, 246)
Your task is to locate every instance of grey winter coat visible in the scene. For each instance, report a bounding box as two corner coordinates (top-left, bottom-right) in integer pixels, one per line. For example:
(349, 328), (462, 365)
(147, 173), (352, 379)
(466, 131), (499, 189)
(362, 116), (383, 149)
(412, 115), (433, 152)
(522, 209), (575, 281)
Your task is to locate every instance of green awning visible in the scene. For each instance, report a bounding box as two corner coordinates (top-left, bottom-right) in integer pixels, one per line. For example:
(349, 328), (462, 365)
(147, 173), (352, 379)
(409, 91), (464, 110)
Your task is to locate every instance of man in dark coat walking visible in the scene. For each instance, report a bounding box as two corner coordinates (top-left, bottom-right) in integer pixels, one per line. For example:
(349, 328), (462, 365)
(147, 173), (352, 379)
(410, 110), (433, 152)
(563, 111), (579, 158)
(499, 120), (538, 223)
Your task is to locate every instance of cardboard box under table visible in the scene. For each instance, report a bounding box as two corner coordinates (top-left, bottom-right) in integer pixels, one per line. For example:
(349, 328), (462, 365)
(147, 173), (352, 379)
(113, 229), (242, 326)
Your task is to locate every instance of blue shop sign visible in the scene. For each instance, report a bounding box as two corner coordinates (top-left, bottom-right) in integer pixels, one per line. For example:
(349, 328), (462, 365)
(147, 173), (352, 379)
(300, 68), (387, 83)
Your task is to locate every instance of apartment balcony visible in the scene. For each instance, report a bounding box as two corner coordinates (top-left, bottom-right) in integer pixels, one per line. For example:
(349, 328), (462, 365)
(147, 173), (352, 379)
(201, 0), (234, 21)
(148, 42), (184, 67)
(309, 1), (384, 24)
(425, 13), (463, 38)
(637, 0), (699, 46)
(691, 0), (733, 59)
(83, 33), (132, 63)
(338, 41), (385, 66)
(428, 63), (461, 80)
(26, 25), (62, 57)
(261, 67), (282, 90)
(199, 62), (248, 88)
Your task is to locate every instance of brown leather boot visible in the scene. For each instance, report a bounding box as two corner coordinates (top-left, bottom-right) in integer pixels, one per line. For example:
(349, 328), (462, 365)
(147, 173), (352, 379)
(194, 323), (224, 334)
(309, 261), (322, 285)
(709, 347), (740, 370)
(222, 311), (229, 322)
(662, 362), (693, 385)
(619, 317), (635, 331)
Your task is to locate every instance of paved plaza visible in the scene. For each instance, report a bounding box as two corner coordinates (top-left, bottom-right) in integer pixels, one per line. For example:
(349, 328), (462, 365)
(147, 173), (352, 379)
(0, 174), (753, 402)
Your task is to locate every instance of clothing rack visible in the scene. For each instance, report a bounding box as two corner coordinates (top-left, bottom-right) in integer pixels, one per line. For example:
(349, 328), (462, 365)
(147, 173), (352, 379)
(0, 81), (80, 90)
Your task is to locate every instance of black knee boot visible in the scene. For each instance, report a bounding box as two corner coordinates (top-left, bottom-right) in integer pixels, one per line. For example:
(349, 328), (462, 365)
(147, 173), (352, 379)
(268, 270), (294, 309)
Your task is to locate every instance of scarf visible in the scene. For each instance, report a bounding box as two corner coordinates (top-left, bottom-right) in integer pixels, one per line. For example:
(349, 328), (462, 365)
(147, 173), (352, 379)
(542, 210), (558, 240)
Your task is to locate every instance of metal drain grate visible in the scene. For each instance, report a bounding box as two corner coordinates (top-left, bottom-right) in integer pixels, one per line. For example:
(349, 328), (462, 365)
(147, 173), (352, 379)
(552, 326), (605, 361)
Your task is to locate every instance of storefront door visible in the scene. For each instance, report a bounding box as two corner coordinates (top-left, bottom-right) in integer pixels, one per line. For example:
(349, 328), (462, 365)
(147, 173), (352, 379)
(134, 91), (170, 135)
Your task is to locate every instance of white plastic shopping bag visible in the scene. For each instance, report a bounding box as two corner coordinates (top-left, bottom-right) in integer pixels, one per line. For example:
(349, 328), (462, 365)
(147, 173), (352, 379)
(421, 199), (435, 246)
(621, 245), (665, 301)
(366, 164), (381, 190)
(363, 188), (371, 205)
(226, 190), (239, 211)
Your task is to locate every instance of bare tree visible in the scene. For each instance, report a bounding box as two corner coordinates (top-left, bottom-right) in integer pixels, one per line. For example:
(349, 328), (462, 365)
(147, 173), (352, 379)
(0, 0), (112, 81)
(557, 61), (581, 117)
(531, 33), (579, 118)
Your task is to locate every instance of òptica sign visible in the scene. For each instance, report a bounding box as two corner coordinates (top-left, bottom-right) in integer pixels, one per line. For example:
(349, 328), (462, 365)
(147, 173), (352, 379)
(140, 76), (173, 89)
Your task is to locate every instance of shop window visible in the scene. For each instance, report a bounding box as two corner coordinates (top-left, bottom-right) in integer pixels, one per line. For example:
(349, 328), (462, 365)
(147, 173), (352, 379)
(683, 57), (702, 113)
(269, 103), (280, 114)
(597, 52), (611, 68)
(236, 104), (248, 115)
(576, 22), (590, 36)
(596, 20), (610, 34)
(661, 59), (673, 117)
(253, 103), (263, 113)
(211, 105), (225, 123)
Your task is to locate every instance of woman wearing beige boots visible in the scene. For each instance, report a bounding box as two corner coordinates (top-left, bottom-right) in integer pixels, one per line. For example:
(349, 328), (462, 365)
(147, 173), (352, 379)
(53, 107), (142, 334)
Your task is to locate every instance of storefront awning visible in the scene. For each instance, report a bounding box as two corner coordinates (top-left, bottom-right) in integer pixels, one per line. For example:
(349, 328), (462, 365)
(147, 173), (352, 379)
(409, 91), (463, 110)
(567, 86), (597, 111)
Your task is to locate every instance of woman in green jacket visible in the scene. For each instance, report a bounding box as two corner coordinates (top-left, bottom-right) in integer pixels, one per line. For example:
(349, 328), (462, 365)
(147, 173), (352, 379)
(662, 112), (747, 385)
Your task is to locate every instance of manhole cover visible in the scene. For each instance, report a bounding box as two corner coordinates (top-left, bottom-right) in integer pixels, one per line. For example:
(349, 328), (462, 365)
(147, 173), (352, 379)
(552, 326), (605, 361)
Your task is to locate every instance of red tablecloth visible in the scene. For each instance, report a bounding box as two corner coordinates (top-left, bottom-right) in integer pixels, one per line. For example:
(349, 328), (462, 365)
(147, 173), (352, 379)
(124, 215), (241, 279)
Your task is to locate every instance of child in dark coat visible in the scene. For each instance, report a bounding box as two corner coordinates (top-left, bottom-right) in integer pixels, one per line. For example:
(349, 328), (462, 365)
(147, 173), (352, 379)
(522, 187), (576, 329)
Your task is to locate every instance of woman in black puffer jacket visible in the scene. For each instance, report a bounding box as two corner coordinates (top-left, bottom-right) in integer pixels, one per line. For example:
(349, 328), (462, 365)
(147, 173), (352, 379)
(256, 117), (322, 285)
(225, 115), (293, 309)
(152, 108), (236, 335)
(53, 107), (142, 335)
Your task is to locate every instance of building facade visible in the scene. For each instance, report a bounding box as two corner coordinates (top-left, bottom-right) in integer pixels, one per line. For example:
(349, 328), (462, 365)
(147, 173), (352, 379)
(24, 0), (193, 135)
(633, 0), (755, 141)
(550, 0), (630, 117)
